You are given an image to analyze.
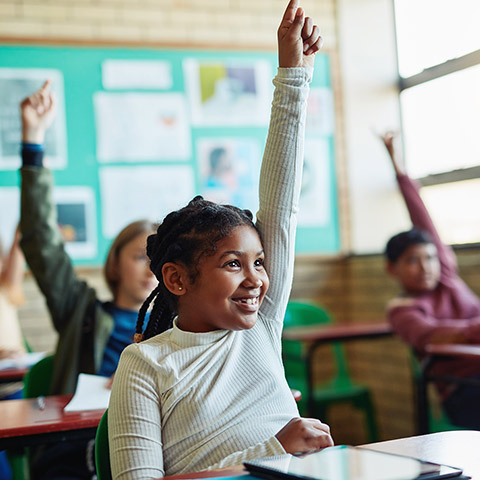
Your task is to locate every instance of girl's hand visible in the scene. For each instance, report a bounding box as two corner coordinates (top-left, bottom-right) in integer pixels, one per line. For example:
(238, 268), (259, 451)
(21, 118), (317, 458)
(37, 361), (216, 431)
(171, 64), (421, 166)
(275, 417), (334, 454)
(278, 0), (323, 69)
(21, 80), (57, 144)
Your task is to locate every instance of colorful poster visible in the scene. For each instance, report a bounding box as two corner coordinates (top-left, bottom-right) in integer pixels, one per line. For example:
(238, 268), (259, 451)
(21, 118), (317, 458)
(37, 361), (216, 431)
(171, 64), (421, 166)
(184, 58), (272, 126)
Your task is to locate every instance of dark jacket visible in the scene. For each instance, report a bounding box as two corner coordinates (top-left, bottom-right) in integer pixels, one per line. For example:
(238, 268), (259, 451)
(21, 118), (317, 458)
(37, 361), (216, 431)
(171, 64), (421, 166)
(20, 165), (114, 395)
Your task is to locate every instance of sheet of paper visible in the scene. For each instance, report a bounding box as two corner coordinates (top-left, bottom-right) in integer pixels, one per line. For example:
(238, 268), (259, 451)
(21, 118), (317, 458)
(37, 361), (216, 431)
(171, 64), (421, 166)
(0, 351), (46, 371)
(64, 373), (111, 412)
(99, 165), (195, 238)
(102, 59), (173, 90)
(94, 92), (191, 161)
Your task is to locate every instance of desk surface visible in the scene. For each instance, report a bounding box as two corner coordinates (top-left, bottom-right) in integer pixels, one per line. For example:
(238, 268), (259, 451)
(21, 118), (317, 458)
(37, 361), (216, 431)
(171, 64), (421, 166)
(0, 394), (104, 449)
(425, 343), (480, 359)
(161, 430), (480, 480)
(282, 322), (393, 342)
(362, 430), (480, 480)
(0, 366), (28, 384)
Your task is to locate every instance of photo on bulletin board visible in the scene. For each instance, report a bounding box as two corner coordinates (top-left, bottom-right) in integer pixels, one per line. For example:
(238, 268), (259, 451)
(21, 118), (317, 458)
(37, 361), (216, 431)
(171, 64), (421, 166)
(184, 58), (272, 126)
(0, 68), (67, 170)
(53, 187), (97, 259)
(298, 138), (331, 227)
(197, 138), (261, 214)
(94, 92), (191, 162)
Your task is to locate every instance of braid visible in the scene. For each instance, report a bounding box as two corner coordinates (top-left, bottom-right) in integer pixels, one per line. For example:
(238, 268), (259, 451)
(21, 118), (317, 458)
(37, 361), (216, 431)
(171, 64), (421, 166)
(139, 195), (259, 339)
(135, 285), (160, 342)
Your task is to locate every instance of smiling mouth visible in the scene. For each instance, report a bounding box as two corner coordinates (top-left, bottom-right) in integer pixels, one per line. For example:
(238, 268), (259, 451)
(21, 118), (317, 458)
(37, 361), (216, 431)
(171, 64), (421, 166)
(232, 296), (259, 307)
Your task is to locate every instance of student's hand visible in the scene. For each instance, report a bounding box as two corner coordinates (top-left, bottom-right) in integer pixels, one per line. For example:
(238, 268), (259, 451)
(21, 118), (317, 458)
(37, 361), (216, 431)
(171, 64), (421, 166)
(105, 373), (115, 390)
(0, 347), (23, 360)
(278, 0), (323, 69)
(21, 80), (57, 144)
(379, 130), (405, 176)
(275, 417), (334, 454)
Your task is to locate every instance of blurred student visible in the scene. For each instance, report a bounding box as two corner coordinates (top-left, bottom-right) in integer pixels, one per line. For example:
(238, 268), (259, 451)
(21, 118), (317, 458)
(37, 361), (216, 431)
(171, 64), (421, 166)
(382, 131), (480, 429)
(19, 82), (158, 479)
(108, 2), (333, 479)
(0, 228), (26, 480)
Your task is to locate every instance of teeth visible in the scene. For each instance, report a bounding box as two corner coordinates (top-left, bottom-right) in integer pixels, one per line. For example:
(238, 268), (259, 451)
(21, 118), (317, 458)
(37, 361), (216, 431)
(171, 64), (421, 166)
(238, 298), (257, 305)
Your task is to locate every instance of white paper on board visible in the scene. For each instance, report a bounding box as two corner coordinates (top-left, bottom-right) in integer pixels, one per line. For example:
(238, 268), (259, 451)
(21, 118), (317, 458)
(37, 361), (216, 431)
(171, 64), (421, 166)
(102, 59), (173, 90)
(94, 92), (191, 162)
(99, 165), (195, 238)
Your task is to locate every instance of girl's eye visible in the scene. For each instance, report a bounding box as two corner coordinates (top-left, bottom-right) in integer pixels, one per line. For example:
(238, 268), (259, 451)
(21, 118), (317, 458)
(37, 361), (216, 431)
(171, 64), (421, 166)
(255, 258), (265, 267)
(226, 259), (240, 268)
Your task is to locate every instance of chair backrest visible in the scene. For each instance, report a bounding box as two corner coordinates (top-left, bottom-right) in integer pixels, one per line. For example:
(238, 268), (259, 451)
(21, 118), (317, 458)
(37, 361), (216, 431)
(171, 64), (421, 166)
(408, 349), (464, 433)
(282, 301), (351, 399)
(23, 354), (55, 399)
(95, 409), (112, 480)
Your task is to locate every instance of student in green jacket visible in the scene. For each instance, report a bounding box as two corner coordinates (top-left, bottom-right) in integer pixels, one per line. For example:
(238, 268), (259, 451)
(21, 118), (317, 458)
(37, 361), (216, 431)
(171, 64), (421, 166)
(19, 81), (158, 479)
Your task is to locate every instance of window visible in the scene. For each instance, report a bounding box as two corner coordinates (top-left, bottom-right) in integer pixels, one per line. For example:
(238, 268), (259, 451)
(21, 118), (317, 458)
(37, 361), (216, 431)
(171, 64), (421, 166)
(393, 0), (480, 245)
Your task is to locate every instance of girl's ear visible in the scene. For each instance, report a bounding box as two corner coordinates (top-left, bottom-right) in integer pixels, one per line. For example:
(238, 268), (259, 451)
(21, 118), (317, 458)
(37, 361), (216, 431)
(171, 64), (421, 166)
(162, 262), (187, 296)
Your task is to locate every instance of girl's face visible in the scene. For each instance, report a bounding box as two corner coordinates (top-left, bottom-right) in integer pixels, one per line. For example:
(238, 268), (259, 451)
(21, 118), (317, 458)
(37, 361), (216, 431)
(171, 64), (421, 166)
(177, 225), (269, 333)
(114, 232), (158, 310)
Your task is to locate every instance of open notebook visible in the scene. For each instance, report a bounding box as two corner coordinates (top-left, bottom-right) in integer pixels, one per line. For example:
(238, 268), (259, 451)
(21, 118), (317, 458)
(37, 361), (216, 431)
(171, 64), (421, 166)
(244, 446), (465, 480)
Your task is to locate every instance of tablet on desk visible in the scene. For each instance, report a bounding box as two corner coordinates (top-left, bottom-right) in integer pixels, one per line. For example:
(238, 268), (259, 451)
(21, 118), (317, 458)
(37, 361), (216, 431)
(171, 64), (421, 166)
(244, 446), (464, 480)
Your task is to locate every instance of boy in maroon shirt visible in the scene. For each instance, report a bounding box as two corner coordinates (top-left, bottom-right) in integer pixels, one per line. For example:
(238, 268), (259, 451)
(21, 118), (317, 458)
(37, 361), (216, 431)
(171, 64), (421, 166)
(382, 132), (480, 429)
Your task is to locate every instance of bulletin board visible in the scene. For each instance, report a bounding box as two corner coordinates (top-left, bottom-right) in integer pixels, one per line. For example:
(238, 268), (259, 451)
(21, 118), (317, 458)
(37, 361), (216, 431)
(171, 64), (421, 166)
(0, 44), (339, 265)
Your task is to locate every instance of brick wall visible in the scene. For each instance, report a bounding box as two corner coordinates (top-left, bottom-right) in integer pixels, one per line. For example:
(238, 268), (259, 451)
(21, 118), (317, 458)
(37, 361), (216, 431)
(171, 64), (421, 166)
(0, 0), (337, 49)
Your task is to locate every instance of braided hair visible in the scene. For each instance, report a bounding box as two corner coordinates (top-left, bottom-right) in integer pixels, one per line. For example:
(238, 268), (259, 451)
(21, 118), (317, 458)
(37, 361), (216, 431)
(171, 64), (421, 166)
(135, 196), (260, 342)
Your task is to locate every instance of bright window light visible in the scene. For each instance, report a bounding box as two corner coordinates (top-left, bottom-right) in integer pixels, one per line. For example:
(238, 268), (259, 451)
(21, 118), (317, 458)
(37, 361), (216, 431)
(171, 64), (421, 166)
(401, 64), (480, 178)
(422, 179), (480, 245)
(394, 0), (480, 77)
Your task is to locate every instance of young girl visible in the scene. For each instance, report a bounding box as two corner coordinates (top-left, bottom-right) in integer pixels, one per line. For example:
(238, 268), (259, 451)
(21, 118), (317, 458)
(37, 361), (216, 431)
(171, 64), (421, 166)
(19, 83), (158, 478)
(109, 2), (333, 478)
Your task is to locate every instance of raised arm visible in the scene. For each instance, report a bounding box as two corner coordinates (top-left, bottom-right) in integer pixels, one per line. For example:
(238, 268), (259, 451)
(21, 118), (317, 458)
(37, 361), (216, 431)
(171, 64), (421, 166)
(257, 0), (322, 324)
(0, 226), (25, 306)
(20, 81), (89, 330)
(380, 131), (457, 275)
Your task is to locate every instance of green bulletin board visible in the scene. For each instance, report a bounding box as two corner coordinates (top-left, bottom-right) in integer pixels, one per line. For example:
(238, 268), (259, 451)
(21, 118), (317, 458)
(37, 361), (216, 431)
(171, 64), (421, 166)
(0, 44), (339, 265)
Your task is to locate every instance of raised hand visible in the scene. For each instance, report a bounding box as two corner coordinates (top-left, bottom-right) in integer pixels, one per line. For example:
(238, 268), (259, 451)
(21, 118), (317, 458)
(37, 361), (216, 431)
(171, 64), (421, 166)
(379, 130), (405, 176)
(278, 0), (323, 69)
(21, 80), (57, 144)
(275, 417), (334, 454)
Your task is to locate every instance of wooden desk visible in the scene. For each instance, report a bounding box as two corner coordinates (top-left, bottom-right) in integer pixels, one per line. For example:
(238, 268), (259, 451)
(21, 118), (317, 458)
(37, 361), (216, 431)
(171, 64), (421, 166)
(362, 430), (480, 480)
(0, 366), (28, 384)
(282, 322), (393, 413)
(417, 344), (480, 434)
(161, 430), (480, 480)
(0, 394), (104, 450)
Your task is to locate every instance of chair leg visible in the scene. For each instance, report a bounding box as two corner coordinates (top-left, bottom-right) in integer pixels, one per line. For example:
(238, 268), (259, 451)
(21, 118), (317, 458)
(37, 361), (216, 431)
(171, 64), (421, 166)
(6, 450), (28, 480)
(362, 396), (379, 443)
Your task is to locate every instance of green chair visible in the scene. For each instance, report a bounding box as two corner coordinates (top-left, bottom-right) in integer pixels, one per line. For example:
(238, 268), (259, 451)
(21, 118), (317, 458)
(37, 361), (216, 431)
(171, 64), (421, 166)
(95, 409), (112, 480)
(23, 354), (54, 399)
(409, 350), (468, 434)
(282, 301), (379, 443)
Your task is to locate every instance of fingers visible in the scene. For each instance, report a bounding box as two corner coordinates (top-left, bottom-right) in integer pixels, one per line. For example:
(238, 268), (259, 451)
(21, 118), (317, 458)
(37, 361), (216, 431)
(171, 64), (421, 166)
(302, 18), (323, 55)
(280, 0), (300, 26)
